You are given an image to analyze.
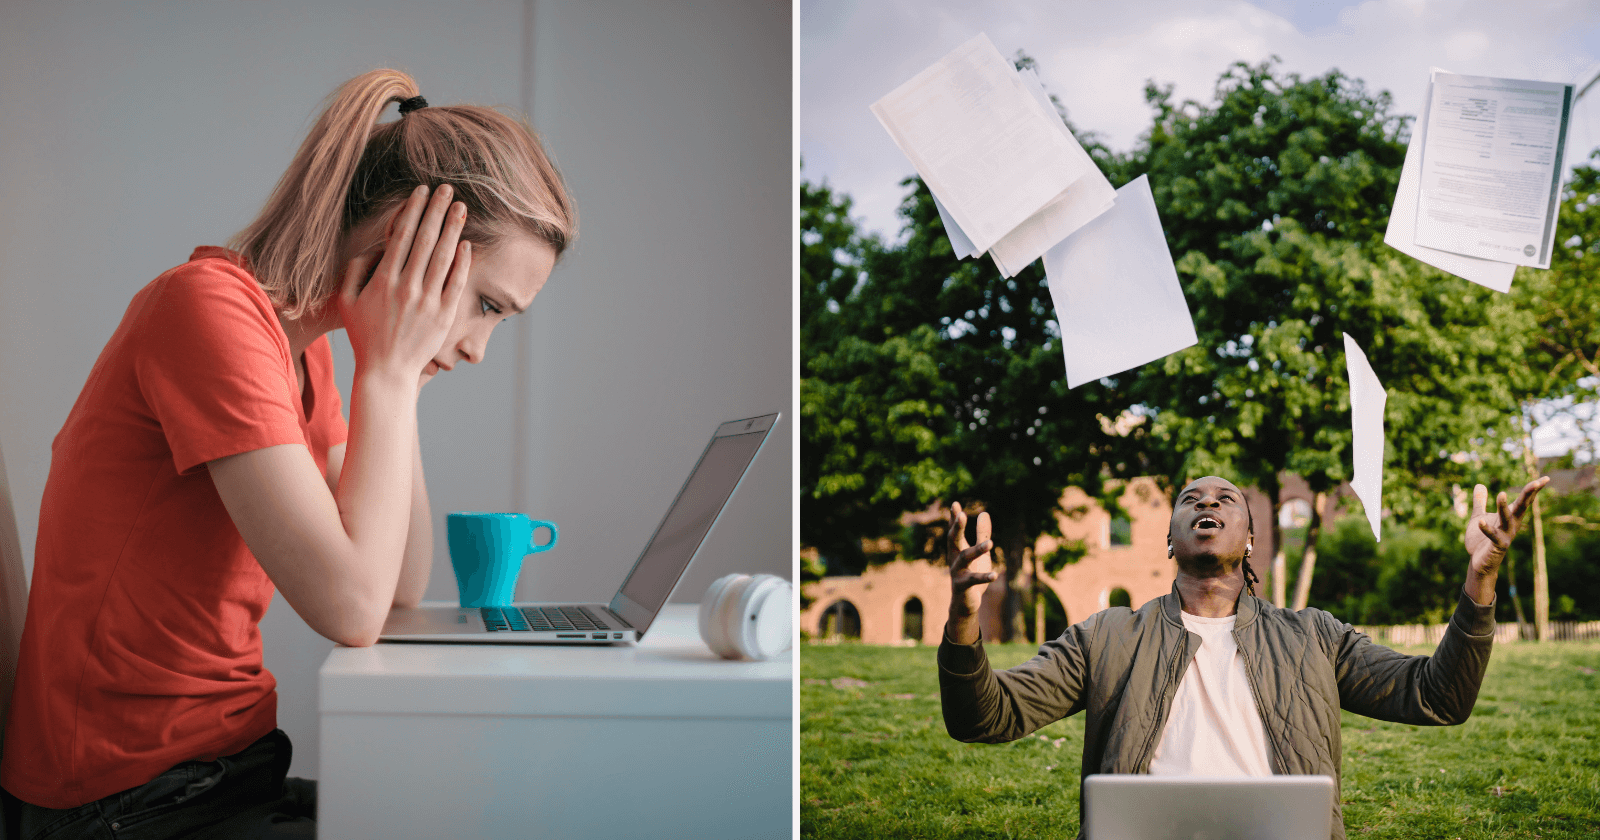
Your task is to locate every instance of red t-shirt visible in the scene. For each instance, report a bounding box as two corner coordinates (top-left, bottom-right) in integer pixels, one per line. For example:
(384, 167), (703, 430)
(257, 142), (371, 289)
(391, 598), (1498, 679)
(1, 247), (347, 808)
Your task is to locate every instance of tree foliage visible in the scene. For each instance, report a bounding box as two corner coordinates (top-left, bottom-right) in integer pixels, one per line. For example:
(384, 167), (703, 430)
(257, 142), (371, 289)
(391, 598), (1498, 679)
(863, 175), (1134, 637)
(1125, 61), (1530, 591)
(1513, 154), (1600, 442)
(801, 177), (963, 569)
(801, 57), (1592, 628)
(802, 94), (1135, 638)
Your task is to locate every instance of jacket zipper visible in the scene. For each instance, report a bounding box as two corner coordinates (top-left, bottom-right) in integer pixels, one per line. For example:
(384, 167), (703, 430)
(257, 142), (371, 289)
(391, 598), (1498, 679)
(1235, 628), (1287, 774)
(1136, 626), (1190, 771)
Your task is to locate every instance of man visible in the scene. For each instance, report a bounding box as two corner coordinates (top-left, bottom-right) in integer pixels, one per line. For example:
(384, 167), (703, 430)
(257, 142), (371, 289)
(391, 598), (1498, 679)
(938, 474), (1548, 840)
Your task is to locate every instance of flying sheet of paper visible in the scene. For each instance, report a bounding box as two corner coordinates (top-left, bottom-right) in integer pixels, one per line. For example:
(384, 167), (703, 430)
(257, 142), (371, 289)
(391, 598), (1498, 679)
(1383, 69), (1517, 293)
(1414, 71), (1572, 269)
(986, 69), (1118, 277)
(870, 33), (1088, 255)
(1344, 333), (1387, 542)
(933, 194), (979, 258)
(1044, 175), (1197, 388)
(930, 68), (1117, 274)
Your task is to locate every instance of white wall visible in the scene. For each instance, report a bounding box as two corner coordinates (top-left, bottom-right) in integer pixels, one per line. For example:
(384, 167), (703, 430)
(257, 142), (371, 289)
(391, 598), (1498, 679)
(0, 0), (792, 782)
(518, 0), (793, 606)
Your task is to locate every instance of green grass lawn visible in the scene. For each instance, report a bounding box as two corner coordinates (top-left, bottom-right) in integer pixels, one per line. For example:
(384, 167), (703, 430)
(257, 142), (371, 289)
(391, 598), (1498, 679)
(801, 639), (1600, 839)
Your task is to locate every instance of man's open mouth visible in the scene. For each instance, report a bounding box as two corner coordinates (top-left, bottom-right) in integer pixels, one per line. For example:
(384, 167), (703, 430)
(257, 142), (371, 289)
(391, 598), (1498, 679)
(1193, 516), (1223, 531)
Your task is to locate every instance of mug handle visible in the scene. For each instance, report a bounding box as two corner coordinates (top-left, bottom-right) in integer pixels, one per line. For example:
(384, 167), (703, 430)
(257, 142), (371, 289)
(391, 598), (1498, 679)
(527, 521), (559, 555)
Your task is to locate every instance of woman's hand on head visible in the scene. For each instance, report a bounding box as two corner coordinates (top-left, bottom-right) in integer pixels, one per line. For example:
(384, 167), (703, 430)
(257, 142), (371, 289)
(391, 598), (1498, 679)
(338, 183), (471, 386)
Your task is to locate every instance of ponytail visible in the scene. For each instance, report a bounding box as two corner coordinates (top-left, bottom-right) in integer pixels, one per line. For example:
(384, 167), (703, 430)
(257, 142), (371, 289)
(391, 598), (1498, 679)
(231, 70), (418, 320)
(230, 69), (575, 320)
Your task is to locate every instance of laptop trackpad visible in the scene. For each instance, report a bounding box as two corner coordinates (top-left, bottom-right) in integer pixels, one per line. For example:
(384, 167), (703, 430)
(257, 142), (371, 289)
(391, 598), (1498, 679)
(381, 606), (486, 636)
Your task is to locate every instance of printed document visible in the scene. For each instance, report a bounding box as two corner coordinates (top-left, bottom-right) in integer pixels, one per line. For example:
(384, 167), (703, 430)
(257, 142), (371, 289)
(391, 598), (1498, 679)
(1414, 71), (1572, 269)
(1344, 333), (1387, 542)
(1044, 175), (1197, 389)
(1383, 68), (1516, 292)
(871, 33), (1088, 255)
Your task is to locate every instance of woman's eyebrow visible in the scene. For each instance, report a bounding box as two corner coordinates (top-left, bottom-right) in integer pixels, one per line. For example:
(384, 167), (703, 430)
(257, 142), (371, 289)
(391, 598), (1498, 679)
(485, 284), (529, 314)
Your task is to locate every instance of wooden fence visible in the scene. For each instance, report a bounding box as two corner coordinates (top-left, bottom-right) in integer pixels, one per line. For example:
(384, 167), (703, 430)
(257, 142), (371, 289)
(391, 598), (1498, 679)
(1353, 620), (1600, 646)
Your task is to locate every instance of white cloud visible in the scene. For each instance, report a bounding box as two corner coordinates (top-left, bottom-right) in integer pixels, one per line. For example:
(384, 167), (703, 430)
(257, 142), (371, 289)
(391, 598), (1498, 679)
(803, 0), (1600, 242)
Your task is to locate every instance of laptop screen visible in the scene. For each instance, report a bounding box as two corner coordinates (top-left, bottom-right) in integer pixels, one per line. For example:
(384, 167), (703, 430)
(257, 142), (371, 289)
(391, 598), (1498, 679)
(616, 428), (769, 618)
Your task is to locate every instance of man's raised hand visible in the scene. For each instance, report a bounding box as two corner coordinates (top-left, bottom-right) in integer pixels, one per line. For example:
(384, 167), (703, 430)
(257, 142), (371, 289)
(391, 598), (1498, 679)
(1464, 476), (1550, 583)
(948, 502), (996, 619)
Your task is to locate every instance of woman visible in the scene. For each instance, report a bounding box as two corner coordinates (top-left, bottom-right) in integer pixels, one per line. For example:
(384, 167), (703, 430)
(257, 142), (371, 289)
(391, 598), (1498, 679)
(1, 68), (574, 837)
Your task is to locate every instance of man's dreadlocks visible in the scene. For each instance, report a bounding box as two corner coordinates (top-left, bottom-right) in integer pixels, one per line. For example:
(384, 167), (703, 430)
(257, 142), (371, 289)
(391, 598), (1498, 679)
(1241, 505), (1260, 598)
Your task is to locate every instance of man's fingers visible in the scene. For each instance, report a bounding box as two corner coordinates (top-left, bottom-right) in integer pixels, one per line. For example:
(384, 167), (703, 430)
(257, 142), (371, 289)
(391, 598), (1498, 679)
(1511, 476), (1550, 518)
(950, 540), (993, 577)
(960, 541), (993, 564)
(1472, 484), (1488, 519)
(949, 503), (969, 554)
(1496, 490), (1512, 529)
(976, 511), (992, 546)
(1478, 518), (1508, 549)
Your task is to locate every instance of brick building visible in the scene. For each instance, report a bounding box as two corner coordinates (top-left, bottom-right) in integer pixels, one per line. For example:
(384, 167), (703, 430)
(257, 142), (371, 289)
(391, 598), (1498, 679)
(802, 477), (1290, 645)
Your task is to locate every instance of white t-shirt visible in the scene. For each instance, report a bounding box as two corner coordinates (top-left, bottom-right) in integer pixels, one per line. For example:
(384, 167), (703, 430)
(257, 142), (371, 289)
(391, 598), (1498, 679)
(1147, 610), (1274, 777)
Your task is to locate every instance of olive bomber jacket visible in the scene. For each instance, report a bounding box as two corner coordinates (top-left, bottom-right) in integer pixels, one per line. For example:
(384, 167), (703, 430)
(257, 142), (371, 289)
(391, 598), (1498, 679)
(937, 582), (1497, 840)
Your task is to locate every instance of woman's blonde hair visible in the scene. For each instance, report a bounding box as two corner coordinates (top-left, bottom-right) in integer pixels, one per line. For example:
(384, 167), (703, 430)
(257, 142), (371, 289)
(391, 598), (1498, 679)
(229, 69), (575, 319)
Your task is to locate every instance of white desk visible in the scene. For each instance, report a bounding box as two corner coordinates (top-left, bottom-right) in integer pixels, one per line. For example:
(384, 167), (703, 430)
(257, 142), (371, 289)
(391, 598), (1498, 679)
(318, 604), (792, 839)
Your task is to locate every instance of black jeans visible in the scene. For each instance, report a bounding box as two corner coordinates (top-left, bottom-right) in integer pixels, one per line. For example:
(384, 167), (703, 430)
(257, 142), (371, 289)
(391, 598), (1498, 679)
(11, 728), (315, 840)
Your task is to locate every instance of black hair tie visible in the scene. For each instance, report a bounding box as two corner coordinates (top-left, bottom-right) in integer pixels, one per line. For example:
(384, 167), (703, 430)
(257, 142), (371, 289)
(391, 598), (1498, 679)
(398, 95), (429, 115)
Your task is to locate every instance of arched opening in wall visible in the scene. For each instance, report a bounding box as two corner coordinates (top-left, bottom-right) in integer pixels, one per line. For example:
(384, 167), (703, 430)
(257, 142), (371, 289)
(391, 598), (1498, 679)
(1109, 516), (1132, 547)
(902, 597), (924, 643)
(1109, 587), (1132, 609)
(1024, 585), (1069, 644)
(820, 600), (861, 640)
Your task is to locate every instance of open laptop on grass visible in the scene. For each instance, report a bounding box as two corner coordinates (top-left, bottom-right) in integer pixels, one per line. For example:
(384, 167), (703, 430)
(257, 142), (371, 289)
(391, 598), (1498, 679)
(1082, 774), (1334, 840)
(377, 412), (779, 645)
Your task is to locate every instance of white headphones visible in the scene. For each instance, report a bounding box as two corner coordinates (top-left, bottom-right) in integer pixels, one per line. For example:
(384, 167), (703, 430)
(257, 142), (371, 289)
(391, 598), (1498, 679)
(698, 573), (793, 660)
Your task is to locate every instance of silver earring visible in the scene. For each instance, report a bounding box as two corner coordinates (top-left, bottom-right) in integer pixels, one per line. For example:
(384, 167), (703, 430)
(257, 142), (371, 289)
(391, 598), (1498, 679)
(1244, 544), (1252, 560)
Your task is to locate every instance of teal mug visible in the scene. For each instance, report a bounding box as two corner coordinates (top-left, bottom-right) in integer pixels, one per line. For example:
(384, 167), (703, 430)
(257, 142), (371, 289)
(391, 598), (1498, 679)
(446, 512), (559, 608)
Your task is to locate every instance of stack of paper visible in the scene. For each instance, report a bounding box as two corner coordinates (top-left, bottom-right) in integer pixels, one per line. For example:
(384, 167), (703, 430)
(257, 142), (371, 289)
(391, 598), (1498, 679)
(871, 34), (1198, 388)
(871, 33), (1115, 278)
(1385, 69), (1574, 292)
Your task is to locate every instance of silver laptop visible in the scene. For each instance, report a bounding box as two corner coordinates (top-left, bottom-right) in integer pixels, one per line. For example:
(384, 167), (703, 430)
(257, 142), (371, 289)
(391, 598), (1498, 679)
(1082, 775), (1334, 840)
(377, 412), (779, 644)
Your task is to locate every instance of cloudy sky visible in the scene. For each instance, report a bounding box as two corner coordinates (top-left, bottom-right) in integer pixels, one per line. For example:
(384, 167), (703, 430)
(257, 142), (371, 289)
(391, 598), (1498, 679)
(802, 0), (1600, 243)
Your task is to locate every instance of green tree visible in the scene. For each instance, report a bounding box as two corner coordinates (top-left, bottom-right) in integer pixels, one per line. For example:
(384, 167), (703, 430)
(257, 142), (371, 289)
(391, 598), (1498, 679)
(1508, 154), (1600, 638)
(861, 177), (1131, 640)
(802, 61), (1135, 640)
(801, 57), (1560, 638)
(800, 177), (962, 573)
(1125, 60), (1528, 606)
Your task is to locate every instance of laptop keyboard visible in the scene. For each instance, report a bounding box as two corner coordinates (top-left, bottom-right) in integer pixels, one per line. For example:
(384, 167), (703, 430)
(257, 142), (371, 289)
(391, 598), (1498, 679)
(480, 605), (612, 632)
